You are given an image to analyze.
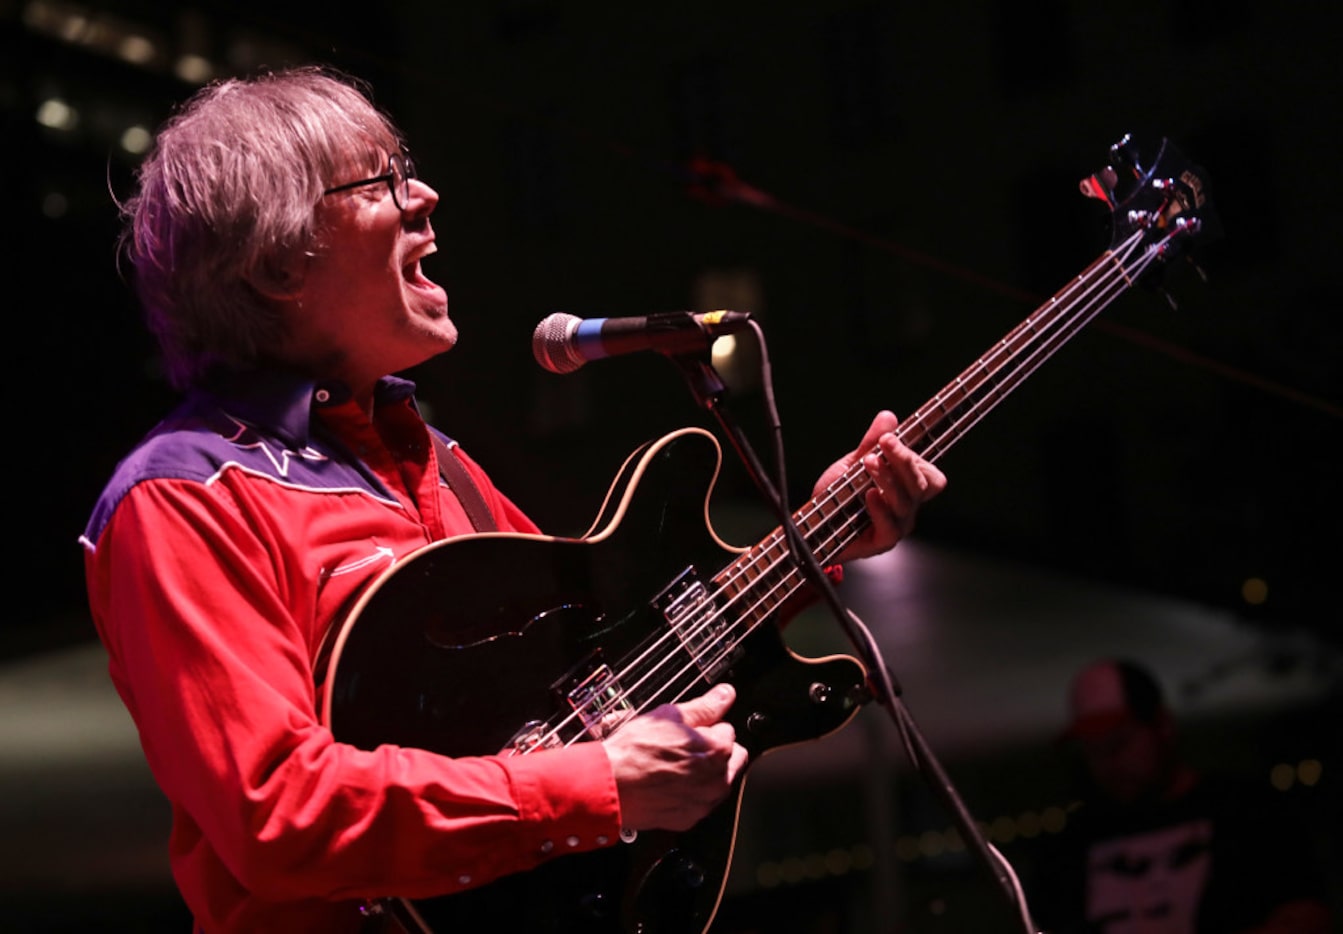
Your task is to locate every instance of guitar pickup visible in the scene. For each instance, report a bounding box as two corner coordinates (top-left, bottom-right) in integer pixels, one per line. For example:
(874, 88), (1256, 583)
(655, 568), (738, 680)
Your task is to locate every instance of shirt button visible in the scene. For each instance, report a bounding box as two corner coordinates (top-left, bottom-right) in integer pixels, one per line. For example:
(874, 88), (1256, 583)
(539, 840), (554, 854)
(457, 875), (472, 886)
(565, 835), (580, 848)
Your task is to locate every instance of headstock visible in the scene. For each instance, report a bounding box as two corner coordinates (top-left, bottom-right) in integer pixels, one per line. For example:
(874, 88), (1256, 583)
(1079, 134), (1220, 296)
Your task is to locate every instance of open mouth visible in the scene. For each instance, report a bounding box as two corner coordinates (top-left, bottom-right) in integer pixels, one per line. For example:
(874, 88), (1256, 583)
(402, 257), (428, 285)
(402, 251), (442, 293)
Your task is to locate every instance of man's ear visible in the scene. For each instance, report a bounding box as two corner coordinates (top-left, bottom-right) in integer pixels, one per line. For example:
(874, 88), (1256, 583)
(245, 250), (307, 300)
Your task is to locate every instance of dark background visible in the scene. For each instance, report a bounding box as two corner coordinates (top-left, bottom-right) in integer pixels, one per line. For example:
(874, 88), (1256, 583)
(4, 1), (1341, 931)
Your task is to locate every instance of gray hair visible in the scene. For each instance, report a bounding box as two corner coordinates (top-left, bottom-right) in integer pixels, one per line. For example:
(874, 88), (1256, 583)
(120, 65), (404, 389)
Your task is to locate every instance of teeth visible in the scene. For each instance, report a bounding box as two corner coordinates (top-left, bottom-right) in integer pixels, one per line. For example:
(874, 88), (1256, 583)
(405, 244), (435, 268)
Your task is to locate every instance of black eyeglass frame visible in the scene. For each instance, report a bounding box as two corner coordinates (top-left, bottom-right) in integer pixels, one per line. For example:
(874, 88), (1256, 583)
(322, 152), (416, 209)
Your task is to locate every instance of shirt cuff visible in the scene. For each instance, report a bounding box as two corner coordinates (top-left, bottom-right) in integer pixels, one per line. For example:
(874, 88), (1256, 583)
(502, 742), (623, 863)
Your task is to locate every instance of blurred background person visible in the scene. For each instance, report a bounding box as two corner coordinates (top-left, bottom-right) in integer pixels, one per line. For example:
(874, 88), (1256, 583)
(1028, 657), (1332, 934)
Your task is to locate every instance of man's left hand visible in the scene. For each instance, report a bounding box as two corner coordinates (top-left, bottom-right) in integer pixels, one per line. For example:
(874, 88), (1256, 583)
(814, 410), (947, 562)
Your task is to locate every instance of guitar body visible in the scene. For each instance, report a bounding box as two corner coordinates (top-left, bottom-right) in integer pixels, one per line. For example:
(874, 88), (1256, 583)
(323, 428), (869, 934)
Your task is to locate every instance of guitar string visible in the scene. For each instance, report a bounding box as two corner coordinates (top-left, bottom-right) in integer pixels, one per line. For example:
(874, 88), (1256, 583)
(592, 229), (1164, 708)
(912, 229), (1154, 463)
(555, 228), (1162, 746)
(523, 226), (1176, 751)
(676, 230), (1160, 661)
(694, 229), (1178, 658)
(528, 228), (1161, 749)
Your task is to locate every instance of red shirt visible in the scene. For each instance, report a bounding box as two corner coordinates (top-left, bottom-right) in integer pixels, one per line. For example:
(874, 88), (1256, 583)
(81, 373), (621, 932)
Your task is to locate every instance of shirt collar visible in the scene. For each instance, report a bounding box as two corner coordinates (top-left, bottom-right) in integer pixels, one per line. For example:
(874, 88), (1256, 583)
(191, 369), (419, 448)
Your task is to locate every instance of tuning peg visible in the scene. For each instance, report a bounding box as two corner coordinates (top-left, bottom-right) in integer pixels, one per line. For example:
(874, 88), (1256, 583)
(1109, 133), (1145, 177)
(1079, 167), (1119, 205)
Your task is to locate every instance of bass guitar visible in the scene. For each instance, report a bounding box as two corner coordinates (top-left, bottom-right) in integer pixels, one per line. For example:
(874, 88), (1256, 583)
(322, 134), (1214, 933)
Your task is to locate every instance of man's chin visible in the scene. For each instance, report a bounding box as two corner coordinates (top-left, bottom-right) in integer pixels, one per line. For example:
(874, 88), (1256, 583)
(414, 303), (456, 341)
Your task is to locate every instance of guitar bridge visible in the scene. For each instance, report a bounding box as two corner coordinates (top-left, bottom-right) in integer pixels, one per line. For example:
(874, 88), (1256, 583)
(504, 720), (561, 756)
(656, 568), (737, 681)
(566, 663), (634, 738)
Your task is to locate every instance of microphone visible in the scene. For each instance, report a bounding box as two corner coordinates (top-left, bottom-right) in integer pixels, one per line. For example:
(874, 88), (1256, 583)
(532, 310), (753, 374)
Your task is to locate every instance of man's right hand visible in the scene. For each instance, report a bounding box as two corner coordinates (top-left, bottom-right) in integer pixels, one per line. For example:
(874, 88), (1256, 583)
(602, 683), (749, 831)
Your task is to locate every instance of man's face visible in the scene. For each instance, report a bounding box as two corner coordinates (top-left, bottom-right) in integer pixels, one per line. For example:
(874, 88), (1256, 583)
(283, 152), (454, 394)
(1077, 718), (1170, 805)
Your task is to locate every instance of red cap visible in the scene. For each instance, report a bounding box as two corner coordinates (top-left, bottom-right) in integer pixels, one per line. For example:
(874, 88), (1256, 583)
(1061, 658), (1166, 742)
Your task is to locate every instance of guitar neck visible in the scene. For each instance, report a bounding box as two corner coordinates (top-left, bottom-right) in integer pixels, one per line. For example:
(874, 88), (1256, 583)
(715, 228), (1162, 628)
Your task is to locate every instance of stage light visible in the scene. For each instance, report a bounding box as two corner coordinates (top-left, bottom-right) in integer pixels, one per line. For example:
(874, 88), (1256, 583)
(176, 54), (214, 84)
(36, 98), (78, 131)
(117, 34), (155, 66)
(824, 847), (853, 874)
(989, 815), (1017, 844)
(1270, 762), (1295, 791)
(919, 828), (946, 857)
(1297, 759), (1322, 787)
(120, 125), (152, 155)
(1241, 576), (1268, 605)
(710, 333), (738, 367)
(41, 192), (69, 219)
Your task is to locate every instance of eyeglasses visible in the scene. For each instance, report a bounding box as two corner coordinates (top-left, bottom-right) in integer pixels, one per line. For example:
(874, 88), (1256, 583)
(322, 152), (416, 210)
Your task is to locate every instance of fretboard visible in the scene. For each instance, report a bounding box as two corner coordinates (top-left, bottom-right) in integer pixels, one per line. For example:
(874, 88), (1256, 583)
(712, 226), (1168, 635)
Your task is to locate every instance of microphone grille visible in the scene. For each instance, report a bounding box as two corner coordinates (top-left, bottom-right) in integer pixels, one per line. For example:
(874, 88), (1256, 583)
(532, 313), (585, 374)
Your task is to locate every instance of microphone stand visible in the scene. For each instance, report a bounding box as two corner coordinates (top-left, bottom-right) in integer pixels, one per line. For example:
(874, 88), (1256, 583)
(667, 351), (1037, 934)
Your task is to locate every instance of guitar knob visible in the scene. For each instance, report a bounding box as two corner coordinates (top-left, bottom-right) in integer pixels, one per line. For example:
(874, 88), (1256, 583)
(579, 891), (611, 920)
(676, 856), (706, 889)
(746, 711), (770, 734)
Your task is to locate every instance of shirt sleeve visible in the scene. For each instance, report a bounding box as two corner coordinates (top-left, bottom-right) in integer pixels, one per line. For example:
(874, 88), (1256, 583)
(85, 476), (621, 903)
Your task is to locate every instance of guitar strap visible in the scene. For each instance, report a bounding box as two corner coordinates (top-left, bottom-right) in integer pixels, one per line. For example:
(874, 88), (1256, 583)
(312, 432), (497, 692)
(429, 432), (498, 533)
